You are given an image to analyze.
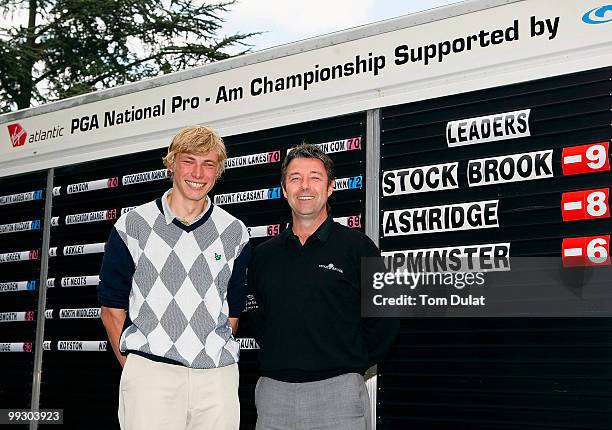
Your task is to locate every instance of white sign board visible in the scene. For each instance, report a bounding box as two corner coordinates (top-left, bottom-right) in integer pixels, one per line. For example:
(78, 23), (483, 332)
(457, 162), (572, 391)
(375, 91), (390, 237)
(0, 1), (610, 177)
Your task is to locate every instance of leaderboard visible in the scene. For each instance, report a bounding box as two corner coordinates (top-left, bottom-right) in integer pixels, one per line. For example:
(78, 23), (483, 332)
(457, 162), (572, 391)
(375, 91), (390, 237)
(0, 173), (46, 409)
(376, 67), (612, 430)
(380, 79), (612, 273)
(382, 140), (609, 255)
(12, 113), (367, 429)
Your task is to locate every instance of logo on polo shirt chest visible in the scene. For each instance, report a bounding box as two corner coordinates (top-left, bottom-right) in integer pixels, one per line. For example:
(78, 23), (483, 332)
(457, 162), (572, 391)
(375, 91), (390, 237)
(318, 263), (344, 274)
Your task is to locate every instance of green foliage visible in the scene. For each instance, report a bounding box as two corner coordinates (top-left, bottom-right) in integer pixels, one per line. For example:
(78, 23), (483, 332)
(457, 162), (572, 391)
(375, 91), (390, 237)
(0, 0), (255, 112)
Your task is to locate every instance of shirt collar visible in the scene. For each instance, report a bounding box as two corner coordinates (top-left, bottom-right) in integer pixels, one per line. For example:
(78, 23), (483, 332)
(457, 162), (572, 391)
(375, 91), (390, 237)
(161, 188), (210, 225)
(283, 215), (334, 245)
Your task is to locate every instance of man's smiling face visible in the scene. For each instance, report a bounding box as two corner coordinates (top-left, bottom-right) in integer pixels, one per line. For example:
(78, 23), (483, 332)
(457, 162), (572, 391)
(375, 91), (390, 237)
(282, 157), (334, 220)
(170, 151), (219, 203)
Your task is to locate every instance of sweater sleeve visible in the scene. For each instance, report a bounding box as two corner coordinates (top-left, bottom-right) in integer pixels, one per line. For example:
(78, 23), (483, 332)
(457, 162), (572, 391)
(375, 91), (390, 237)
(227, 242), (251, 317)
(360, 236), (400, 367)
(97, 227), (135, 310)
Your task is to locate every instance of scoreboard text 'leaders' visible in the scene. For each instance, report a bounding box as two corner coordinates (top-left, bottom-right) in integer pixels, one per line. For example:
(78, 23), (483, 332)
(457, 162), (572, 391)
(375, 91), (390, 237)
(446, 109), (530, 147)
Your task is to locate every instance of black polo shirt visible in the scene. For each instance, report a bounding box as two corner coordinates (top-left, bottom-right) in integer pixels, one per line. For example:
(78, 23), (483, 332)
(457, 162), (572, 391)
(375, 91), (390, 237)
(248, 216), (399, 382)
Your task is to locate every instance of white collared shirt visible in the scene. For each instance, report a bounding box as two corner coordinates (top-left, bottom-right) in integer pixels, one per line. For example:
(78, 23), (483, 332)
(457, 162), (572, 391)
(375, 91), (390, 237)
(161, 188), (210, 225)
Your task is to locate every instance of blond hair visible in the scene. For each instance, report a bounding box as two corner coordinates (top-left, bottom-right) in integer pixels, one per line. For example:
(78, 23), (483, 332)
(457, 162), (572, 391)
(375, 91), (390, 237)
(162, 126), (227, 178)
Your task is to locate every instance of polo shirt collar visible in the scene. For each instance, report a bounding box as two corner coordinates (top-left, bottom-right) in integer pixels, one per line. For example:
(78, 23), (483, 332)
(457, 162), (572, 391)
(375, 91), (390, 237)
(283, 215), (334, 245)
(161, 188), (211, 225)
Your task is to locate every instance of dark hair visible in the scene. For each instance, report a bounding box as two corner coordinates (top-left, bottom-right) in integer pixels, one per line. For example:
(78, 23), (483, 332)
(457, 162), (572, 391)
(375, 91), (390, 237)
(280, 143), (335, 188)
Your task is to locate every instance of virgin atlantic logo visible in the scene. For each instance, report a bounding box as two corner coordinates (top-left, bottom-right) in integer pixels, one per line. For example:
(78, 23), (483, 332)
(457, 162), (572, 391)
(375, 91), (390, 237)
(6, 123), (64, 147)
(7, 123), (27, 147)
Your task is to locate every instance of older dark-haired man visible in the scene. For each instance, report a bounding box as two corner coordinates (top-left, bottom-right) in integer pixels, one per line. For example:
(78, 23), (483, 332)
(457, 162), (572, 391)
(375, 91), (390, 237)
(249, 143), (399, 430)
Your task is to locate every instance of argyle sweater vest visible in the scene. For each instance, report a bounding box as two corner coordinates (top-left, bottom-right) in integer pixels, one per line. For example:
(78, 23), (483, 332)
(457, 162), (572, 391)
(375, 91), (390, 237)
(98, 199), (250, 368)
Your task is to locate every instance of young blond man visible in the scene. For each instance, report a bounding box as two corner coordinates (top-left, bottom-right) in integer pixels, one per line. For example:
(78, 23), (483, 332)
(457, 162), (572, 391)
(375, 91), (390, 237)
(99, 126), (250, 430)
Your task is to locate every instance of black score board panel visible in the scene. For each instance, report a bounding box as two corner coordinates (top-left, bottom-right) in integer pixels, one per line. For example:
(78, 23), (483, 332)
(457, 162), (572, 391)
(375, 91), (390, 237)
(377, 67), (612, 429)
(0, 171), (47, 410)
(39, 112), (366, 429)
(42, 149), (169, 430)
(220, 113), (366, 429)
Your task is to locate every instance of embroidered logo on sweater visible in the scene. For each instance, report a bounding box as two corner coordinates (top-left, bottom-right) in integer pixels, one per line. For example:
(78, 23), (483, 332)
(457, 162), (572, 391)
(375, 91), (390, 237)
(318, 263), (343, 274)
(215, 253), (222, 261)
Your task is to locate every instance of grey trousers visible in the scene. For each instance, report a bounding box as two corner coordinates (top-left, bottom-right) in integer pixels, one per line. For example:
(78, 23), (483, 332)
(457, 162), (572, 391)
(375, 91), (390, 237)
(255, 373), (371, 430)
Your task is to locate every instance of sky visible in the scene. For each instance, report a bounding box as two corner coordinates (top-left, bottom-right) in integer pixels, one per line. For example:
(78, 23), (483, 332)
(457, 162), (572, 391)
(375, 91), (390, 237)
(220, 0), (462, 53)
(0, 0), (462, 107)
(0, 0), (462, 54)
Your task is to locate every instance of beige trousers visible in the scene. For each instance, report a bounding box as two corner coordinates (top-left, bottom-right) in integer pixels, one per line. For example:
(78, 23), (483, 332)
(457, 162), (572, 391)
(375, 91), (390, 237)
(118, 354), (240, 430)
